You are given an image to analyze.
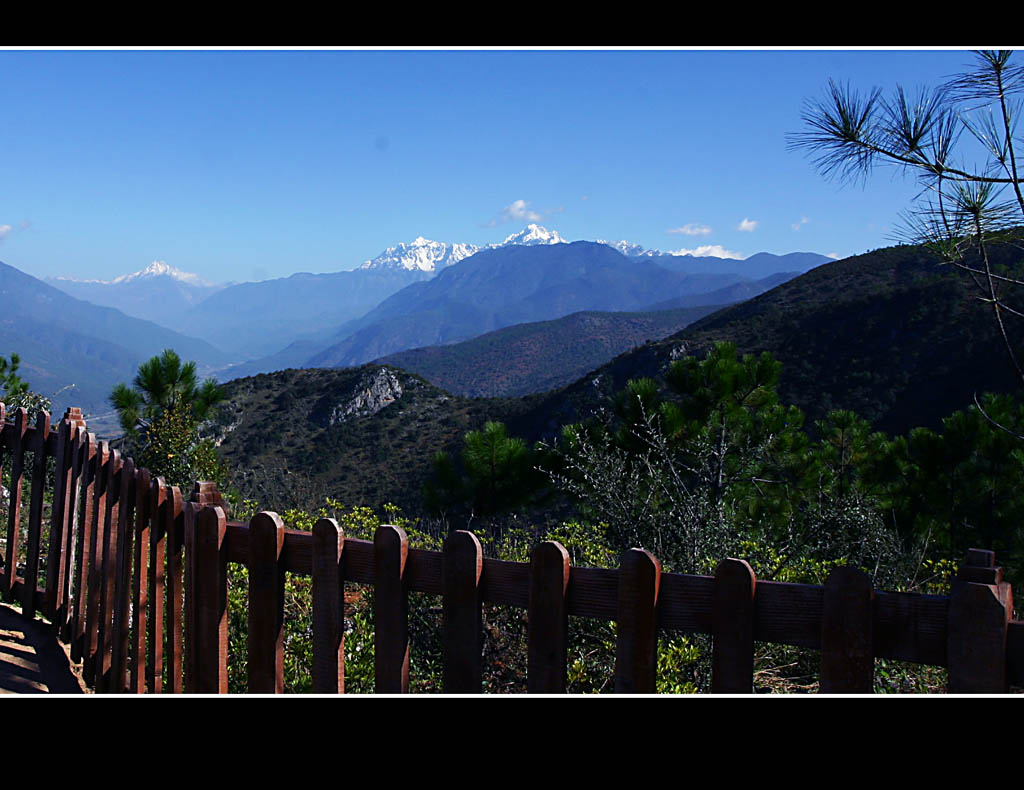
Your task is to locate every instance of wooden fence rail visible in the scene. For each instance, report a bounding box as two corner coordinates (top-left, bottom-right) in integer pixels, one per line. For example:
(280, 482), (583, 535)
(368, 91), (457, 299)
(1, 404), (1021, 693)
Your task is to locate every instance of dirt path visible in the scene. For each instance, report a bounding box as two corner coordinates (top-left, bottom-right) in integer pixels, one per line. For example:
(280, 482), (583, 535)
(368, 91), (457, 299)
(0, 603), (88, 694)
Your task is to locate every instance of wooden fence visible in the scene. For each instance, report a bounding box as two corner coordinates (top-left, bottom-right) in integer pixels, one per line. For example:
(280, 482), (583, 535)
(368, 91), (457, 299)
(1, 404), (1022, 694)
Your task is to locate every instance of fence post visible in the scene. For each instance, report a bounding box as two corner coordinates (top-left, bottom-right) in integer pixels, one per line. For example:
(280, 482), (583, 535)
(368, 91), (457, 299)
(110, 461), (141, 693)
(948, 549), (1012, 693)
(183, 483), (219, 692)
(21, 410), (51, 618)
(820, 565), (875, 693)
(165, 486), (185, 693)
(128, 467), (152, 693)
(614, 548), (661, 694)
(313, 518), (346, 694)
(192, 505), (228, 694)
(147, 478), (168, 693)
(443, 530), (483, 694)
(248, 511), (286, 693)
(374, 525), (408, 694)
(96, 452), (128, 692)
(0, 403), (4, 592)
(45, 415), (75, 628)
(69, 432), (97, 654)
(528, 541), (570, 694)
(3, 408), (28, 602)
(712, 557), (756, 694)
(83, 441), (112, 687)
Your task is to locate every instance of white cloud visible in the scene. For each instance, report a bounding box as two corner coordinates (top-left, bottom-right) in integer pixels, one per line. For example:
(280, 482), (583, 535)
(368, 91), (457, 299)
(488, 199), (543, 227)
(0, 225), (11, 242)
(737, 218), (758, 232)
(671, 244), (744, 260)
(827, 252), (840, 259)
(668, 223), (712, 236)
(792, 216), (810, 231)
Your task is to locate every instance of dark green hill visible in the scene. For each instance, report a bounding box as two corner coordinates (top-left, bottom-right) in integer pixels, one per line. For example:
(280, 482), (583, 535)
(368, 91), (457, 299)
(379, 305), (724, 398)
(209, 240), (1024, 514)
(208, 365), (535, 512)
(515, 242), (1024, 439)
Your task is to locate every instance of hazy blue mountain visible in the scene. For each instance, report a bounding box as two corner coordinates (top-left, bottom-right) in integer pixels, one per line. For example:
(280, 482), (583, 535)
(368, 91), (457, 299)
(1, 260), (228, 419)
(182, 267), (432, 359)
(305, 241), (756, 369)
(46, 261), (226, 331)
(641, 250), (830, 279)
(180, 226), (574, 361)
(378, 304), (725, 398)
(641, 271), (800, 311)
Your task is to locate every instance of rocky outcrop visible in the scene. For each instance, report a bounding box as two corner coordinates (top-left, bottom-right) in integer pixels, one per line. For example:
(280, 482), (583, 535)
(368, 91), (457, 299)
(327, 367), (406, 425)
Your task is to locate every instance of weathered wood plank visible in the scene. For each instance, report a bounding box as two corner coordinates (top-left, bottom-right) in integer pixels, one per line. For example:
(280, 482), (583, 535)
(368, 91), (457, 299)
(96, 452), (127, 692)
(527, 541), (570, 694)
(21, 410), (51, 617)
(481, 558), (530, 609)
(614, 548), (660, 694)
(3, 408), (28, 602)
(948, 581), (1010, 693)
(443, 530), (483, 693)
(57, 408), (87, 639)
(56, 420), (82, 639)
(312, 518), (345, 694)
(147, 478), (168, 693)
(183, 501), (198, 693)
(165, 487), (185, 694)
(83, 441), (111, 686)
(657, 572), (715, 633)
(871, 589), (948, 665)
(109, 459), (137, 693)
(753, 579), (822, 650)
(406, 546), (441, 595)
(248, 511), (286, 694)
(129, 468), (152, 693)
(109, 461), (139, 688)
(712, 558), (756, 694)
(373, 525), (408, 694)
(45, 417), (75, 628)
(820, 566), (874, 693)
(566, 566), (619, 621)
(193, 506), (228, 694)
(69, 432), (97, 656)
(1008, 620), (1024, 688)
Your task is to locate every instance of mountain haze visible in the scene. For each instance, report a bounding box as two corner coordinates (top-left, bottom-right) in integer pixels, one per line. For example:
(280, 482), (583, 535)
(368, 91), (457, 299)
(46, 261), (226, 330)
(1, 260), (228, 419)
(378, 304), (725, 398)
(306, 241), (768, 369)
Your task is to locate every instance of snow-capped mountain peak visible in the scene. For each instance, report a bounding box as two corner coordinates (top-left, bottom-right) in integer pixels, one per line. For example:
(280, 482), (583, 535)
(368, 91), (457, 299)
(113, 260), (212, 285)
(359, 237), (480, 273)
(598, 239), (650, 257)
(496, 224), (567, 247)
(52, 260), (214, 286)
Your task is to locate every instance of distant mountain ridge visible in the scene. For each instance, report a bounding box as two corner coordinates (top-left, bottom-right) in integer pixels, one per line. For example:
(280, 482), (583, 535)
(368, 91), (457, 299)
(507, 241), (1024, 441)
(47, 261), (227, 331)
(2, 260), (228, 420)
(51, 260), (218, 287)
(305, 241), (784, 370)
(36, 226), (832, 393)
(378, 304), (726, 398)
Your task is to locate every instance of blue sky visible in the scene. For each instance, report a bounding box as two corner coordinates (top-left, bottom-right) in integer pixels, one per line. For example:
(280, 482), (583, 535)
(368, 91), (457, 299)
(0, 48), (988, 283)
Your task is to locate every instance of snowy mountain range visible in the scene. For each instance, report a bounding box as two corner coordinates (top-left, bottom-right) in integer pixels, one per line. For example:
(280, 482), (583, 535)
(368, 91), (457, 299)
(42, 225), (830, 364)
(358, 224), (568, 273)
